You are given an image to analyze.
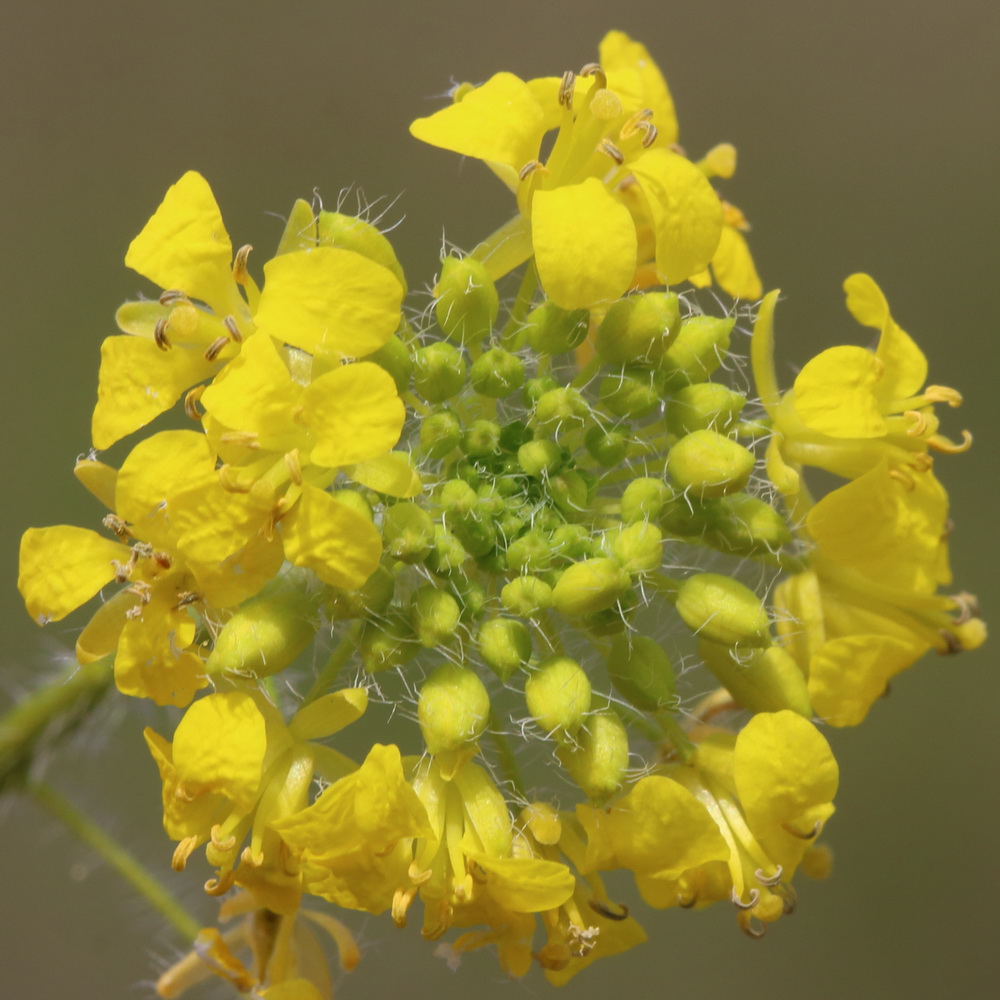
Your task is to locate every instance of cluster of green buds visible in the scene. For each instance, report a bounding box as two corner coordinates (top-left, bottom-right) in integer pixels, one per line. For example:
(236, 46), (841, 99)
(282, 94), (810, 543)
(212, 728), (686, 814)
(11, 28), (984, 1000)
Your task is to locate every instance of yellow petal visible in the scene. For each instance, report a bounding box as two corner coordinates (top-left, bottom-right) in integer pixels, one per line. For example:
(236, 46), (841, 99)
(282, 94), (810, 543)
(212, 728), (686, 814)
(531, 179), (637, 309)
(281, 484), (382, 589)
(599, 30), (678, 144)
(92, 335), (214, 449)
(18, 526), (129, 624)
(199, 332), (304, 452)
(186, 530), (286, 608)
(471, 855), (576, 912)
(409, 72), (546, 170)
(808, 634), (925, 727)
(630, 149), (722, 285)
(290, 688), (368, 742)
(73, 459), (118, 511)
(125, 171), (240, 314)
(454, 762), (513, 859)
(144, 727), (223, 841)
(276, 198), (319, 256)
(346, 452), (422, 498)
(711, 224), (762, 300)
(844, 273), (927, 403)
(254, 247), (403, 359)
(792, 345), (887, 437)
(304, 362), (405, 467)
(76, 589), (137, 663)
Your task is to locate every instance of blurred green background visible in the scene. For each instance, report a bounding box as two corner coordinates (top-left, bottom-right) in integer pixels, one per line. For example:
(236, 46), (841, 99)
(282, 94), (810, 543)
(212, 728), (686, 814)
(1, 1), (997, 997)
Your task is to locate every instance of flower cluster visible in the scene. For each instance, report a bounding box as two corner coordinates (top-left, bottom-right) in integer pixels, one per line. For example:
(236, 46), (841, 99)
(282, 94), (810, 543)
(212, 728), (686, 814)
(16, 29), (983, 999)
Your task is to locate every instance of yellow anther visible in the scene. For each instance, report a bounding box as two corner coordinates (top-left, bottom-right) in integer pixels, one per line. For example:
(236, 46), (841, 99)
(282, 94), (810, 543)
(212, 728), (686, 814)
(888, 467), (916, 490)
(904, 409), (929, 436)
(204, 336), (229, 362)
(597, 138), (625, 165)
(518, 159), (547, 181)
(219, 430), (261, 449)
(153, 316), (171, 350)
(392, 886), (418, 927)
(950, 591), (980, 625)
(928, 429), (973, 454)
(781, 818), (821, 840)
(217, 463), (253, 492)
(222, 315), (243, 343)
(924, 384), (963, 407)
(210, 824), (237, 853)
(204, 870), (236, 896)
(558, 70), (575, 109)
(721, 200), (751, 231)
(579, 62), (607, 90)
(588, 898), (629, 921)
(232, 244), (253, 285)
(158, 289), (188, 306)
(284, 448), (303, 485)
(183, 385), (205, 421)
(102, 513), (130, 539)
(620, 109), (657, 147)
(171, 836), (199, 872)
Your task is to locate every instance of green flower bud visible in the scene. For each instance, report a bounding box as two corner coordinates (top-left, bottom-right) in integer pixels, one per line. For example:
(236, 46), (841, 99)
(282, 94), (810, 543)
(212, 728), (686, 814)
(606, 635), (676, 712)
(595, 291), (681, 364)
(705, 493), (792, 555)
(698, 640), (812, 716)
(367, 334), (412, 394)
(524, 303), (590, 355)
(498, 419), (533, 453)
(501, 575), (554, 617)
(423, 525), (469, 575)
(327, 563), (395, 620)
(413, 342), (466, 403)
(611, 521), (663, 575)
(477, 617), (533, 680)
(547, 469), (590, 521)
(360, 612), (418, 673)
(558, 709), (629, 801)
(525, 656), (591, 736)
(552, 558), (631, 618)
(517, 438), (563, 478)
(317, 211), (407, 293)
(584, 425), (628, 467)
(598, 370), (661, 419)
(452, 577), (487, 619)
(418, 663), (491, 755)
(453, 513), (497, 557)
(676, 573), (771, 648)
(329, 489), (373, 522)
(463, 419), (501, 458)
(659, 315), (735, 387)
(470, 347), (525, 398)
(410, 585), (462, 647)
(660, 495), (720, 536)
(666, 429), (755, 498)
(438, 478), (478, 516)
(206, 570), (318, 679)
(523, 375), (559, 408)
(580, 602), (633, 637)
(420, 408), (463, 459)
(666, 382), (746, 437)
(533, 387), (588, 433)
(434, 256), (499, 345)
(550, 523), (594, 560)
(475, 482), (506, 518)
(505, 529), (553, 574)
(382, 501), (434, 563)
(621, 477), (673, 523)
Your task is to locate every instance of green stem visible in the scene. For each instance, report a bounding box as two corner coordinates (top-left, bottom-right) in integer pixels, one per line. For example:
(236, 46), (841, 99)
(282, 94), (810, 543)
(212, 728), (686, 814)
(500, 262), (539, 348)
(27, 782), (201, 942)
(302, 620), (365, 705)
(488, 712), (526, 800)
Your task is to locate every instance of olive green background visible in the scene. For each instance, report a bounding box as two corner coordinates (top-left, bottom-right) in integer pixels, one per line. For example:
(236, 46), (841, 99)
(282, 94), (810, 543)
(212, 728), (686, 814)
(1, 1), (997, 998)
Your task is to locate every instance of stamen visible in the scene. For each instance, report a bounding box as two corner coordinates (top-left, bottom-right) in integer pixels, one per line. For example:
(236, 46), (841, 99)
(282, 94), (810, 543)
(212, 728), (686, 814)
(159, 289), (188, 306)
(588, 898), (629, 921)
(284, 449), (303, 485)
(928, 429), (973, 454)
(223, 315), (243, 343)
(782, 819), (821, 840)
(579, 62), (608, 90)
(731, 887), (760, 910)
(558, 70), (575, 109)
(204, 869), (237, 896)
(102, 513), (130, 539)
(210, 824), (237, 853)
(232, 244), (253, 285)
(218, 464), (253, 492)
(518, 159), (546, 181)
(950, 591), (980, 625)
(754, 865), (784, 887)
(219, 430), (261, 449)
(888, 467), (916, 490)
(171, 836), (199, 872)
(738, 912), (768, 939)
(392, 886), (418, 927)
(153, 317), (171, 350)
(184, 385), (205, 421)
(677, 891), (699, 909)
(174, 591), (200, 609)
(204, 336), (230, 362)
(597, 138), (625, 165)
(924, 384), (963, 407)
(938, 629), (964, 654)
(620, 110), (658, 148)
(153, 550), (172, 569)
(903, 410), (929, 436)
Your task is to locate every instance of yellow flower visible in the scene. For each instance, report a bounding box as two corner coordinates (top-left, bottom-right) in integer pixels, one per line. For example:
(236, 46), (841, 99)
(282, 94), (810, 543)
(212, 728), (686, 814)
(93, 171), (405, 449)
(145, 687), (368, 912)
(410, 31), (724, 309)
(578, 711), (837, 936)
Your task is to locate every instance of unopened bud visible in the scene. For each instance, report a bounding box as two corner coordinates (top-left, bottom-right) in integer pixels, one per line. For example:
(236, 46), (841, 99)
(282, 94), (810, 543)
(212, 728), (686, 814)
(410, 585), (462, 647)
(523, 303), (590, 355)
(621, 477), (673, 523)
(517, 439), (563, 478)
(606, 635), (676, 712)
(438, 478), (478, 517)
(547, 469), (591, 520)
(413, 342), (466, 403)
(523, 375), (559, 407)
(551, 523), (594, 560)
(360, 612), (418, 672)
(525, 656), (591, 736)
(477, 617), (533, 680)
(419, 408), (463, 459)
(367, 334), (412, 393)
(317, 211), (407, 292)
(552, 558), (631, 618)
(470, 347), (525, 398)
(611, 521), (663, 574)
(533, 387), (588, 433)
(666, 383), (746, 437)
(706, 493), (792, 555)
(584, 425), (628, 466)
(558, 709), (629, 801)
(659, 315), (734, 387)
(462, 418), (501, 457)
(423, 525), (469, 575)
(206, 570), (318, 679)
(667, 429), (755, 498)
(418, 663), (491, 754)
(599, 369), (661, 419)
(595, 292), (681, 364)
(501, 575), (554, 617)
(698, 640), (811, 715)
(434, 256), (499, 345)
(329, 489), (373, 522)
(676, 573), (771, 648)
(382, 501), (434, 563)
(505, 529), (553, 574)
(326, 564), (395, 620)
